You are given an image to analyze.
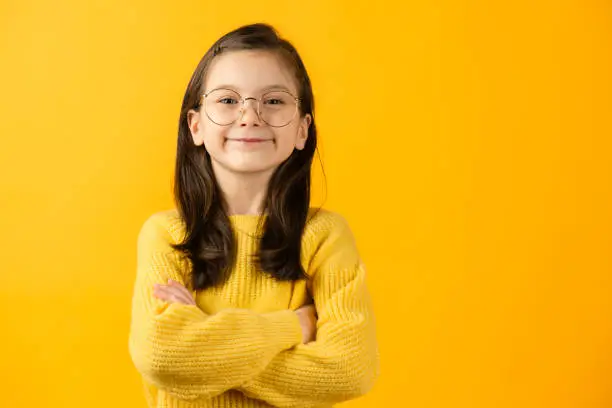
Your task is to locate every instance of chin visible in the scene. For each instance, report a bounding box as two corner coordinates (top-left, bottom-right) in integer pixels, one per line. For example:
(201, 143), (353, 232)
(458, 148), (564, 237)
(211, 155), (286, 176)
(224, 163), (279, 175)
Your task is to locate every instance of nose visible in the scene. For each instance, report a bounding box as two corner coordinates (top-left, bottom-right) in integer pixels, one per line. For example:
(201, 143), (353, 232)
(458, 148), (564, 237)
(239, 98), (261, 126)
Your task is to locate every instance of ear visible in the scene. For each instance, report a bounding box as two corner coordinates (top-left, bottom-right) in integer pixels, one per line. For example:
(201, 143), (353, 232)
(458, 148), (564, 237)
(295, 114), (312, 150)
(187, 109), (205, 146)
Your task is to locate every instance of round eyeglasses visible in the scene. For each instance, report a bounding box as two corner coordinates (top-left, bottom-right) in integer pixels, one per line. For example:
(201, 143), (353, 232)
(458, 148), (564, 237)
(200, 88), (300, 128)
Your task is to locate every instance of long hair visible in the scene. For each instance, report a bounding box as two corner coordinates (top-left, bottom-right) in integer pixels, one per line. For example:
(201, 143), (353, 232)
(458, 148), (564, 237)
(172, 23), (318, 291)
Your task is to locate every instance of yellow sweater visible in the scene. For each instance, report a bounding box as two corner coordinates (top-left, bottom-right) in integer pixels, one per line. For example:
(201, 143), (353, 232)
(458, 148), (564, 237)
(128, 208), (379, 408)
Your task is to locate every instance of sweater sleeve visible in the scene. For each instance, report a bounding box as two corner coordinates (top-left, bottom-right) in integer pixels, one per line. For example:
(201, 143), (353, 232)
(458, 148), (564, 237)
(238, 214), (380, 407)
(128, 213), (303, 401)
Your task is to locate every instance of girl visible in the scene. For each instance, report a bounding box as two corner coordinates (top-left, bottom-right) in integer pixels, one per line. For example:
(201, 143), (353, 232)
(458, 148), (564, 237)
(128, 23), (379, 408)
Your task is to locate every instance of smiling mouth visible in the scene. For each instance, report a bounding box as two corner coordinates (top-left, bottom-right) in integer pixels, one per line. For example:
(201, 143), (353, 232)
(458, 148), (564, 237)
(226, 138), (273, 143)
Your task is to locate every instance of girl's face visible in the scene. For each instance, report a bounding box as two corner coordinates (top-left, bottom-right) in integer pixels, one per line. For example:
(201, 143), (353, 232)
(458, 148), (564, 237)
(187, 50), (311, 176)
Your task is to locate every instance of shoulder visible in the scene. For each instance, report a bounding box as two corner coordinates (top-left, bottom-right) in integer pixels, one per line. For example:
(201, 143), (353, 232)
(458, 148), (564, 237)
(304, 208), (353, 237)
(302, 208), (360, 269)
(138, 209), (186, 246)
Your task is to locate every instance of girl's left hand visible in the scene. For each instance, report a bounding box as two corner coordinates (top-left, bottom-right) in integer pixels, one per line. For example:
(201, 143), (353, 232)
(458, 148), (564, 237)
(153, 279), (196, 305)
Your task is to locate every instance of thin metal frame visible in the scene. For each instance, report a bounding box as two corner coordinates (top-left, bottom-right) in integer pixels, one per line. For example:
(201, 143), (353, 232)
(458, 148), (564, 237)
(201, 88), (301, 128)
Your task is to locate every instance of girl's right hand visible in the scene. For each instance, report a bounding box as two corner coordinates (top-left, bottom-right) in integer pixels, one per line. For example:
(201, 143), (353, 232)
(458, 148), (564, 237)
(295, 304), (317, 344)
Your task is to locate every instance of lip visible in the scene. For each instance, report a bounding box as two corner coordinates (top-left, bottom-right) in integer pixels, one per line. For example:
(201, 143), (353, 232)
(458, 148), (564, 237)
(227, 138), (272, 143)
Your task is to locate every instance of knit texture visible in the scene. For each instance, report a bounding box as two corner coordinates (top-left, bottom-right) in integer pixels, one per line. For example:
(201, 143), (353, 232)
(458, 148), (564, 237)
(128, 208), (379, 408)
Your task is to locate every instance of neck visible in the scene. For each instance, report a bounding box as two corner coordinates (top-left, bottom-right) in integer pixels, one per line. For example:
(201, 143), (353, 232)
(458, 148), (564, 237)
(213, 165), (273, 215)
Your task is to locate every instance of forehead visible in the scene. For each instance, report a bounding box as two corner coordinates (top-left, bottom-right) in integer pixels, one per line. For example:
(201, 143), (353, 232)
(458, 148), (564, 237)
(204, 50), (297, 93)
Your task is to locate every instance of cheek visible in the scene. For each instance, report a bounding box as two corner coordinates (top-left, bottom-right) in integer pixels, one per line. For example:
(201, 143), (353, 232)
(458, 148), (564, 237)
(201, 123), (228, 150)
(273, 126), (301, 148)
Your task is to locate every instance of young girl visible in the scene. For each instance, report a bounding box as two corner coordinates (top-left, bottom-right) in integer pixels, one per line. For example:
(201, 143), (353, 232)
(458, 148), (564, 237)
(128, 23), (379, 408)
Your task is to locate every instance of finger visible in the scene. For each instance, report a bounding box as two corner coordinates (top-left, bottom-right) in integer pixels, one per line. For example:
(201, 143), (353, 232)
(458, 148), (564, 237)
(153, 285), (172, 301)
(168, 278), (186, 288)
(306, 304), (318, 319)
(171, 282), (196, 305)
(165, 282), (193, 303)
(161, 286), (194, 305)
(154, 286), (189, 304)
(303, 304), (317, 315)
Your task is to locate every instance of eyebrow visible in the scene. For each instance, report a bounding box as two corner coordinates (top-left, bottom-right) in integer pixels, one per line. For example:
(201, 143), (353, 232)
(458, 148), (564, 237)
(207, 84), (294, 93)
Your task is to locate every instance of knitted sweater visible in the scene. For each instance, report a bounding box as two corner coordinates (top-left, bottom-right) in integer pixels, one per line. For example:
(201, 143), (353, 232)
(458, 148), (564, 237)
(128, 208), (379, 407)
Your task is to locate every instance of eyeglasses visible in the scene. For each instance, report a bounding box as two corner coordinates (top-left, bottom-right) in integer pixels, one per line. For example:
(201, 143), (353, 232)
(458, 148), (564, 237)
(200, 88), (300, 128)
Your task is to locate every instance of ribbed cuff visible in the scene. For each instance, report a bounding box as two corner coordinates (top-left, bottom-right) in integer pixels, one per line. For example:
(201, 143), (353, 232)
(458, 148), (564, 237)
(263, 309), (303, 350)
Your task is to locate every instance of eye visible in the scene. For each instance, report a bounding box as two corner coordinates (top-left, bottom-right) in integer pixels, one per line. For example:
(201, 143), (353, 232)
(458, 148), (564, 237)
(264, 98), (285, 105)
(218, 97), (238, 105)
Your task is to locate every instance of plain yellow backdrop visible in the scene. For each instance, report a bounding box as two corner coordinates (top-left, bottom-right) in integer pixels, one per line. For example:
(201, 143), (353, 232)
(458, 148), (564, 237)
(1, 0), (611, 407)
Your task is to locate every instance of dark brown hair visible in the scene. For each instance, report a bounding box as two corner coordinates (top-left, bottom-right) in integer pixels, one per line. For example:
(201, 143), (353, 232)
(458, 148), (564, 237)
(173, 23), (319, 291)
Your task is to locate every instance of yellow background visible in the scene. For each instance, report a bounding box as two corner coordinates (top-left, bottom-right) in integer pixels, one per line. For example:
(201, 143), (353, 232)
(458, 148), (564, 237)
(1, 0), (611, 407)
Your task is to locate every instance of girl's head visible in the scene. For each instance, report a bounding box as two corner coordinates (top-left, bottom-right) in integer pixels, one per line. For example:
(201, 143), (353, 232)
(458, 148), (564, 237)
(174, 24), (318, 290)
(186, 40), (313, 175)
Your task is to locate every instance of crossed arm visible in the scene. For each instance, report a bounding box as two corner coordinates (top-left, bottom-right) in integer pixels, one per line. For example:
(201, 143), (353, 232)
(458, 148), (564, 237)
(128, 214), (379, 406)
